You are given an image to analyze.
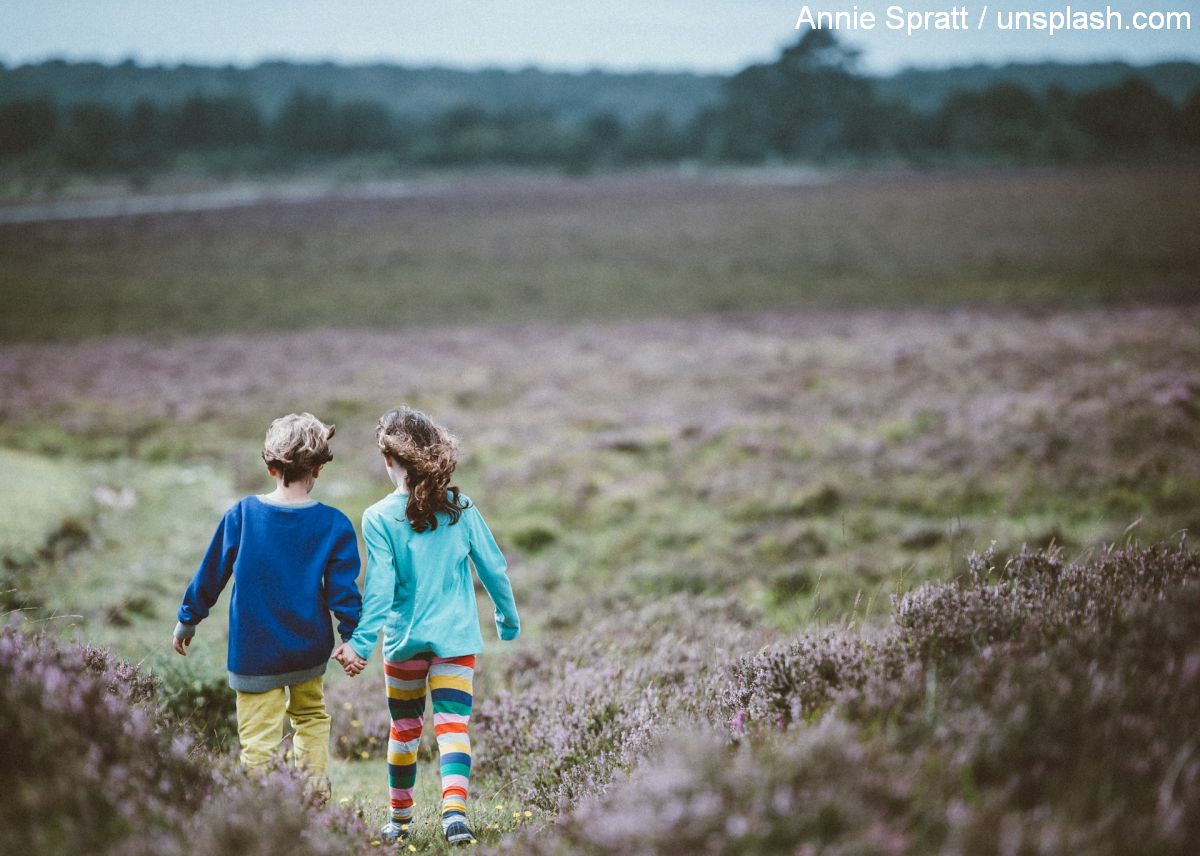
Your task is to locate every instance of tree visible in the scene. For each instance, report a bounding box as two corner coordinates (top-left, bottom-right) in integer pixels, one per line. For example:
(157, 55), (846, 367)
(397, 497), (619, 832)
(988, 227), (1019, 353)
(621, 110), (685, 163)
(1174, 85), (1200, 149)
(0, 99), (56, 158)
(272, 90), (340, 155)
(58, 102), (123, 169)
(936, 83), (1049, 159)
(334, 100), (397, 152)
(718, 29), (878, 161)
(1070, 77), (1177, 155)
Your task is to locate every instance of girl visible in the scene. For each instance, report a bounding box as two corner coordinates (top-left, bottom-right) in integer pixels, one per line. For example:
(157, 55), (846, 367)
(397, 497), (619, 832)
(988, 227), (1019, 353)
(340, 407), (520, 847)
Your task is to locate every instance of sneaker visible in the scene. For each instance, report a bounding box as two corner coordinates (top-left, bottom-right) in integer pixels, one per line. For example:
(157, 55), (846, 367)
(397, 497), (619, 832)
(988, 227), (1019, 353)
(305, 775), (332, 807)
(443, 819), (476, 845)
(379, 820), (411, 844)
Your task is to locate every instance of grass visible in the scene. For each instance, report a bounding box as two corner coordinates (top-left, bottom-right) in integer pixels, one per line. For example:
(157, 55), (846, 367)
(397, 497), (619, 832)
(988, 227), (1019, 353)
(0, 448), (93, 560)
(329, 757), (544, 852)
(3, 305), (1196, 640)
(1, 165), (1197, 852)
(1, 165), (1199, 340)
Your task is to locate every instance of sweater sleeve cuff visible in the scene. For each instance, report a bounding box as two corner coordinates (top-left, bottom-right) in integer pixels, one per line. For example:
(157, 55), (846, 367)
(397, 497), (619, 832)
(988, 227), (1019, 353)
(349, 639), (372, 660)
(496, 612), (520, 641)
(174, 621), (196, 640)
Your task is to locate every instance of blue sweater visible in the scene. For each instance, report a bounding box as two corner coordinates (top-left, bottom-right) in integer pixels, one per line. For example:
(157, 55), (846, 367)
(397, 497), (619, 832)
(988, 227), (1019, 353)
(176, 495), (362, 692)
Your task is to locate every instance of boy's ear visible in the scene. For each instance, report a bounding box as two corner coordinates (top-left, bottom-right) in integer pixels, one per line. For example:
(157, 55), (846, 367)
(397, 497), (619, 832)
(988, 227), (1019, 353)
(267, 466), (278, 477)
(311, 466), (321, 479)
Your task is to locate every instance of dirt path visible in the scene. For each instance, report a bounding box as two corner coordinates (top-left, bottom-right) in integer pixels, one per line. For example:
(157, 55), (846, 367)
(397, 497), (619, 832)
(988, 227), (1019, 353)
(0, 166), (834, 224)
(0, 181), (436, 224)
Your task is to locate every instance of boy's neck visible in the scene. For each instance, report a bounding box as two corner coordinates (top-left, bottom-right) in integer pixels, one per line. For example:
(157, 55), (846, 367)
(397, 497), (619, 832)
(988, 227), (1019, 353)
(265, 477), (314, 503)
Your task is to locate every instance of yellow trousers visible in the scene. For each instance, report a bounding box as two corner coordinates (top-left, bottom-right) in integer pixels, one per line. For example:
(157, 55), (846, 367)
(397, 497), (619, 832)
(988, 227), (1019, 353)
(235, 673), (330, 795)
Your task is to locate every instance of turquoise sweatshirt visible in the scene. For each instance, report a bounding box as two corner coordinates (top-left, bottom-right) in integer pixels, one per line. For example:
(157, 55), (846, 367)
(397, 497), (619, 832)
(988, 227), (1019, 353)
(347, 491), (520, 663)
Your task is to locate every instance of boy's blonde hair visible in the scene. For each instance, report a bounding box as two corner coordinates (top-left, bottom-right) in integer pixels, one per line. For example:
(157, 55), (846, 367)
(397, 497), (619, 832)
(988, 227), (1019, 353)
(261, 412), (335, 486)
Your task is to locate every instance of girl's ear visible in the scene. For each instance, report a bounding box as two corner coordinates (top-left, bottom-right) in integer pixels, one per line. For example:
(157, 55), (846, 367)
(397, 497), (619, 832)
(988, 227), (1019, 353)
(267, 466), (278, 477)
(311, 466), (321, 479)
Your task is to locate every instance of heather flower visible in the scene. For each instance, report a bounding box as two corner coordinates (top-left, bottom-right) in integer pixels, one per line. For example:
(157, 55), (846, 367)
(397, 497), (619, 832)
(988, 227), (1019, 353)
(0, 625), (375, 856)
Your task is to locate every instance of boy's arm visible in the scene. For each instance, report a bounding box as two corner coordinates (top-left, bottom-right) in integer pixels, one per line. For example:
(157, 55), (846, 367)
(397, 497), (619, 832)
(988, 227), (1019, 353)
(175, 507), (239, 641)
(324, 517), (363, 643)
(466, 504), (520, 641)
(347, 512), (396, 661)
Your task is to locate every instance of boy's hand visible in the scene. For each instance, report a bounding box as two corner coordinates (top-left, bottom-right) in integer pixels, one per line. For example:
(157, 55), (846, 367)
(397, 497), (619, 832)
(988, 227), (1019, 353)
(172, 635), (191, 656)
(332, 642), (367, 676)
(342, 648), (367, 676)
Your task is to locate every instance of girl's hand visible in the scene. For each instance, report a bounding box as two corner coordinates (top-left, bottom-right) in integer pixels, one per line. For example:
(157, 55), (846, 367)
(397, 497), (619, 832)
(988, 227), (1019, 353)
(342, 648), (367, 676)
(332, 642), (367, 676)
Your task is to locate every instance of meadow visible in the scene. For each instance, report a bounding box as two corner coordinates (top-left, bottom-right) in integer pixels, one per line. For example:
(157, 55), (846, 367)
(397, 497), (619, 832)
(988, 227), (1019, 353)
(2, 164), (1199, 341)
(1, 164), (1198, 854)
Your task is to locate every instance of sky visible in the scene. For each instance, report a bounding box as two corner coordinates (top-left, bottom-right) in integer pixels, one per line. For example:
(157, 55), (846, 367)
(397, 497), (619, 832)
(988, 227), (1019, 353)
(1, 1), (1196, 74)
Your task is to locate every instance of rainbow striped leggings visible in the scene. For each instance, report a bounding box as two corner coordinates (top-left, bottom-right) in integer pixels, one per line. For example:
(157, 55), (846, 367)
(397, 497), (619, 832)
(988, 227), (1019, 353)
(385, 652), (476, 827)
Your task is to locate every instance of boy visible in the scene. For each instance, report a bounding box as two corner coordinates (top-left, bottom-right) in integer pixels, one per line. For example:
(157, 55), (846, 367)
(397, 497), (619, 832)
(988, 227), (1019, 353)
(173, 412), (362, 798)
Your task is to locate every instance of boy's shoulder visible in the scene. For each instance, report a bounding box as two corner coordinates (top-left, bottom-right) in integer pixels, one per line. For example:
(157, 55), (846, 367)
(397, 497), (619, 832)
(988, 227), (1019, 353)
(235, 495), (354, 530)
(223, 495), (255, 518)
(314, 501), (356, 531)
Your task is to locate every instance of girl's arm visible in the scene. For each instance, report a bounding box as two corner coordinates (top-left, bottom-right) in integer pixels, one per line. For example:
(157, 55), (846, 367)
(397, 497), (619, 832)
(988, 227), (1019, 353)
(324, 516), (363, 643)
(466, 504), (520, 641)
(347, 511), (396, 660)
(176, 506), (240, 639)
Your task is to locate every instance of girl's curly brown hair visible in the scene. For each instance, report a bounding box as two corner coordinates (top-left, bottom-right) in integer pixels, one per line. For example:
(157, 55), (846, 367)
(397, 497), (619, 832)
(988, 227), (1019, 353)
(376, 407), (470, 532)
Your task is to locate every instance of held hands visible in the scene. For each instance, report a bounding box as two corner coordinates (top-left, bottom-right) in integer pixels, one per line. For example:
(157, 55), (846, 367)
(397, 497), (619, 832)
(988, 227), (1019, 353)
(332, 642), (367, 677)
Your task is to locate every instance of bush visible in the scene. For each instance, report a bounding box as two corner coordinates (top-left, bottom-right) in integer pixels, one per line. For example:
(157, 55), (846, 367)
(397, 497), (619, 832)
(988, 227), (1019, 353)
(155, 662), (239, 752)
(474, 593), (768, 810)
(507, 718), (916, 856)
(0, 624), (373, 855)
(519, 542), (1200, 854)
(0, 625), (204, 853)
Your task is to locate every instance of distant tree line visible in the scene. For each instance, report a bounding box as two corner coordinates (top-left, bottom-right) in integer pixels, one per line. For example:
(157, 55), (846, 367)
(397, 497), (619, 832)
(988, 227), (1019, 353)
(714, 30), (1200, 163)
(2, 30), (1198, 176)
(0, 89), (695, 175)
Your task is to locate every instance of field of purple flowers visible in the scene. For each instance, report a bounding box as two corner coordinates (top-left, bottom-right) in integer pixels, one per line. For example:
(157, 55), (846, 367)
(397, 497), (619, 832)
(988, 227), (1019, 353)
(5, 541), (1197, 854)
(0, 626), (376, 855)
(506, 542), (1200, 855)
(2, 301), (1197, 852)
(1, 167), (1198, 853)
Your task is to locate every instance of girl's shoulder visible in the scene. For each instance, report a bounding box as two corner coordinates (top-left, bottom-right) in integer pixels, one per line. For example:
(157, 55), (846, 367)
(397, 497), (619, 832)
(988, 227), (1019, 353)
(362, 491), (478, 534)
(363, 492), (410, 528)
